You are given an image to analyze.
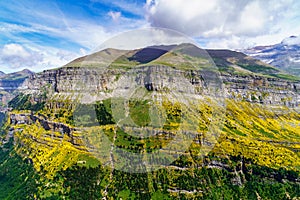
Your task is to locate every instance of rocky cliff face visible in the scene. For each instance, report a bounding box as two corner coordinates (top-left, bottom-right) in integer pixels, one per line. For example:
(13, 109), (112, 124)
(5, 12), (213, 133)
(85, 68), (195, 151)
(20, 66), (300, 107)
(24, 67), (119, 93)
(222, 74), (300, 106)
(8, 112), (84, 148)
(2, 45), (299, 107)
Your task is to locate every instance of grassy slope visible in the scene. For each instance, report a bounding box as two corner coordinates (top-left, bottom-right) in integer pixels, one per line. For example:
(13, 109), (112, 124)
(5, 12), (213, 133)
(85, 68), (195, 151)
(62, 44), (300, 81)
(207, 49), (300, 81)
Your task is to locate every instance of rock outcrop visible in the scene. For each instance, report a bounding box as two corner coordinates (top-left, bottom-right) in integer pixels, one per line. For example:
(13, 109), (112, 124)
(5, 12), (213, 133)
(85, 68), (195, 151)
(20, 66), (300, 107)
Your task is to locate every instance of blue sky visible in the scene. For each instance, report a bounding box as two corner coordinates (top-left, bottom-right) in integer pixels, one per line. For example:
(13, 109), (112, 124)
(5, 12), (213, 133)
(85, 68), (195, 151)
(1, 0), (300, 73)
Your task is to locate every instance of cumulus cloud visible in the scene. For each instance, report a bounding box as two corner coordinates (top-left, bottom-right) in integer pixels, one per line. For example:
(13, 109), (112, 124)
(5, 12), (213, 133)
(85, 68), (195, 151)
(203, 36), (253, 50)
(0, 43), (82, 73)
(145, 0), (299, 46)
(0, 44), (43, 69)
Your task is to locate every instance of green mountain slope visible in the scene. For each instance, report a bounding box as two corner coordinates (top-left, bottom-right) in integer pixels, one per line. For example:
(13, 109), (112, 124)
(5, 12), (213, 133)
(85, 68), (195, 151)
(207, 49), (300, 81)
(65, 43), (299, 81)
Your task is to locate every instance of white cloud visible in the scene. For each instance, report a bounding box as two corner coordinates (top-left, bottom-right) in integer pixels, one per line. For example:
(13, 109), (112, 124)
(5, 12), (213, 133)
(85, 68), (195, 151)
(203, 36), (252, 50)
(108, 11), (121, 21)
(2, 44), (30, 58)
(236, 1), (267, 35)
(0, 23), (36, 33)
(29, 20), (110, 50)
(91, 0), (144, 16)
(0, 44), (42, 70)
(94, 28), (194, 51)
(0, 21), (110, 51)
(0, 43), (83, 73)
(145, 0), (300, 48)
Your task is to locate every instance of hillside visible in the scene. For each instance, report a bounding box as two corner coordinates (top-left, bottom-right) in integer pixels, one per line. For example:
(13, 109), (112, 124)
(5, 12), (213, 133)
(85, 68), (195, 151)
(0, 43), (300, 199)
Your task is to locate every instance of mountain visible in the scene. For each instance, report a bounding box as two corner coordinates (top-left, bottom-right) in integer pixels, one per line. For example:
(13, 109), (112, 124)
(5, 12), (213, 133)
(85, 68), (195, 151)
(0, 71), (5, 77)
(0, 68), (34, 82)
(244, 36), (300, 77)
(67, 43), (299, 81)
(0, 69), (34, 106)
(1, 44), (300, 199)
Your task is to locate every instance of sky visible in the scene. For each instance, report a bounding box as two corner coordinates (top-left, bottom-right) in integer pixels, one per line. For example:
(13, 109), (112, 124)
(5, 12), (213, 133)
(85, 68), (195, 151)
(0, 0), (300, 73)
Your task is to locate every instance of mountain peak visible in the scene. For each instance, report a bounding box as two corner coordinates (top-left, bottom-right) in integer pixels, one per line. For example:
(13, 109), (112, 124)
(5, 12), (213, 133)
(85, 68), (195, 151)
(281, 35), (300, 46)
(65, 43), (197, 67)
(20, 69), (34, 75)
(0, 71), (5, 77)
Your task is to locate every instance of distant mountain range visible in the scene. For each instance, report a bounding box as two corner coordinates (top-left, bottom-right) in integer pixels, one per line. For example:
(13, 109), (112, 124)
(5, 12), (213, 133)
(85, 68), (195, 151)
(244, 36), (300, 77)
(0, 69), (34, 103)
(0, 69), (33, 80)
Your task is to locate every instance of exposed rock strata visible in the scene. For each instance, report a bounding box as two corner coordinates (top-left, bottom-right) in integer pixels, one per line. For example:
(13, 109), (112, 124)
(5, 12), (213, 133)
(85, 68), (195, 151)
(19, 67), (300, 107)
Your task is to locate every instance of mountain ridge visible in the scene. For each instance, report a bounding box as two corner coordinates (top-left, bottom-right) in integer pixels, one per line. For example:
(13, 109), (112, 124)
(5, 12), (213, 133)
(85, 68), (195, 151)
(64, 43), (298, 81)
(244, 36), (300, 77)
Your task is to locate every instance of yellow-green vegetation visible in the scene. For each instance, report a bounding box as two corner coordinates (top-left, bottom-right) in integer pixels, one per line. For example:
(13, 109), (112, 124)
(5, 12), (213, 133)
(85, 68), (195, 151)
(3, 95), (300, 199)
(129, 99), (151, 127)
(212, 100), (300, 171)
(168, 98), (300, 173)
(12, 121), (99, 179)
(10, 97), (300, 176)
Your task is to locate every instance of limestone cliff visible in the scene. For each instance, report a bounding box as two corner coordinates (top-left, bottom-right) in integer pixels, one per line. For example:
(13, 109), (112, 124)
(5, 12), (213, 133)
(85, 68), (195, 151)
(20, 66), (300, 107)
